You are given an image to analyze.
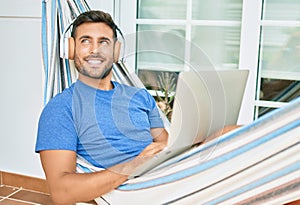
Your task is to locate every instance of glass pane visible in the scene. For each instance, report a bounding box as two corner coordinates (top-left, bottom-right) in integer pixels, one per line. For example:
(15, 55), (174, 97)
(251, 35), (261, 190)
(136, 25), (186, 71)
(258, 106), (277, 118)
(259, 78), (300, 103)
(260, 27), (300, 75)
(190, 26), (241, 69)
(138, 70), (178, 121)
(137, 0), (186, 19)
(192, 0), (243, 20)
(263, 0), (300, 21)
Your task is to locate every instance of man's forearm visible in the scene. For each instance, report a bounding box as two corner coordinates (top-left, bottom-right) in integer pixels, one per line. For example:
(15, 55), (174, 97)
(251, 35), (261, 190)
(49, 169), (128, 205)
(152, 128), (169, 144)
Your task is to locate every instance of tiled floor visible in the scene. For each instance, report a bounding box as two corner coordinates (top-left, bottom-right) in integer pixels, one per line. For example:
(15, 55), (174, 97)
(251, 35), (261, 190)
(1, 173), (299, 205)
(0, 185), (53, 204)
(0, 185), (98, 205)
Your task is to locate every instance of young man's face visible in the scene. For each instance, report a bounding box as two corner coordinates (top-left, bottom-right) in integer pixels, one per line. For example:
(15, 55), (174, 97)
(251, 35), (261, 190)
(73, 22), (115, 80)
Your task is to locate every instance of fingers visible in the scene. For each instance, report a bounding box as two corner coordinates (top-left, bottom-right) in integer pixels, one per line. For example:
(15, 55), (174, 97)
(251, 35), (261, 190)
(139, 142), (166, 156)
(107, 142), (167, 176)
(108, 155), (152, 175)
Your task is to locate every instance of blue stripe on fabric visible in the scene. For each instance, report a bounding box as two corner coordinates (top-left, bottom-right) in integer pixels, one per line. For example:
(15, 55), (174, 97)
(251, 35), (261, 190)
(57, 0), (63, 31)
(51, 0), (56, 44)
(57, 0), (73, 87)
(206, 160), (300, 205)
(65, 59), (72, 87)
(167, 96), (300, 164)
(75, 0), (85, 12)
(41, 0), (48, 105)
(76, 163), (93, 173)
(118, 119), (300, 191)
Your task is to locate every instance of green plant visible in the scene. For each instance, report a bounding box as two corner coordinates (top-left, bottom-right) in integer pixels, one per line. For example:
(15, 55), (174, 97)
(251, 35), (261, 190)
(156, 72), (176, 121)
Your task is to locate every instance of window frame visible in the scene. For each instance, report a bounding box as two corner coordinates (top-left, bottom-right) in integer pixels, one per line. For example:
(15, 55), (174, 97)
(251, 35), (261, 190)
(116, 0), (300, 123)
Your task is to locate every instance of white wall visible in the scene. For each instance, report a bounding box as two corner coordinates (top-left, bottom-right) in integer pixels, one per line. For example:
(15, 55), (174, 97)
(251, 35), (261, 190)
(0, 0), (44, 177)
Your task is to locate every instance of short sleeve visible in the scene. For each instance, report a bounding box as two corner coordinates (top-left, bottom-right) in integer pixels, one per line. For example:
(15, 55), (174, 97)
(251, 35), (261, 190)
(143, 89), (165, 128)
(35, 93), (78, 152)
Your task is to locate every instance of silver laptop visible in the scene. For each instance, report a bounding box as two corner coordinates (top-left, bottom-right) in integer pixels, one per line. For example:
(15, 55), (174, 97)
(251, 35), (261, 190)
(129, 69), (249, 178)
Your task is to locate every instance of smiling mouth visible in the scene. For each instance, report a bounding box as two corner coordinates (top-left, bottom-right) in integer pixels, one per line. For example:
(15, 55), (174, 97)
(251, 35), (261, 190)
(87, 59), (103, 65)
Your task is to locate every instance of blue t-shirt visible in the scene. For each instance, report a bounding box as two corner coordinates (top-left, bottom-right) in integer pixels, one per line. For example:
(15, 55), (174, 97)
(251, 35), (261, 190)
(35, 80), (164, 169)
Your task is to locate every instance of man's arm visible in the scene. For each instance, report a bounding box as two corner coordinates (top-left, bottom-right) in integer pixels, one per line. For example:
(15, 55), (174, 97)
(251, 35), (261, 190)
(138, 128), (169, 156)
(40, 129), (168, 204)
(40, 150), (128, 205)
(151, 127), (169, 144)
(205, 125), (243, 143)
(109, 128), (169, 176)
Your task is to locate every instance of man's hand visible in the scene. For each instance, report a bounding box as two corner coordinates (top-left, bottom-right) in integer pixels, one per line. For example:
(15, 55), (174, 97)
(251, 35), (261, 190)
(108, 128), (169, 176)
(139, 141), (167, 156)
(139, 127), (169, 156)
(205, 125), (242, 143)
(108, 141), (167, 175)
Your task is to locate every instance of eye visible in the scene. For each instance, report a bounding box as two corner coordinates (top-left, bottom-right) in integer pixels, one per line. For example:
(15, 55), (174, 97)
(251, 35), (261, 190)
(99, 40), (110, 46)
(81, 39), (90, 44)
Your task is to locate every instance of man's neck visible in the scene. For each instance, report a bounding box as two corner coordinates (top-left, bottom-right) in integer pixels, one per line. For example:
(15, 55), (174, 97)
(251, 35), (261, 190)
(78, 73), (113, 90)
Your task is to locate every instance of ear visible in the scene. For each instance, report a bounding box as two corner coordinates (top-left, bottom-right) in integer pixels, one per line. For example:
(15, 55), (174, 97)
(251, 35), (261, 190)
(68, 37), (75, 60)
(114, 41), (121, 63)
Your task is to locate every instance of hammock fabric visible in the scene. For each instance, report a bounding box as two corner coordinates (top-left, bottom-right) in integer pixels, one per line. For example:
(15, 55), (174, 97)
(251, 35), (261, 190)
(77, 96), (300, 205)
(41, 0), (92, 104)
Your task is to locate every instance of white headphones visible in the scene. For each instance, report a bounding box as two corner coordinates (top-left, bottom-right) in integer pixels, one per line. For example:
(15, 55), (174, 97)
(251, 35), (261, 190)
(59, 20), (123, 63)
(59, 19), (75, 60)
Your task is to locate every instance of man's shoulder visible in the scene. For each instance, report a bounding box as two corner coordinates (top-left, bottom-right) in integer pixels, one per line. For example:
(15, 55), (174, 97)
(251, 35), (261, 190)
(42, 84), (75, 112)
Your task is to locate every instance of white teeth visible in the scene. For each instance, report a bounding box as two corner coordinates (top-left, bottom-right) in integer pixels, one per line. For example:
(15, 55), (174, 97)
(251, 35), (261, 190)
(88, 60), (102, 65)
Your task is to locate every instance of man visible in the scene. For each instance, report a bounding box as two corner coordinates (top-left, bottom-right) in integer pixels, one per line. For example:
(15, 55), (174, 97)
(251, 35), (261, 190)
(35, 10), (168, 205)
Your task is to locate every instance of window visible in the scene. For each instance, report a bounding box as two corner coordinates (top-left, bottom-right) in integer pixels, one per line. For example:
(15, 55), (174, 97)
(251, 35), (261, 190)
(255, 0), (300, 118)
(117, 0), (300, 122)
(134, 0), (243, 120)
(136, 0), (243, 72)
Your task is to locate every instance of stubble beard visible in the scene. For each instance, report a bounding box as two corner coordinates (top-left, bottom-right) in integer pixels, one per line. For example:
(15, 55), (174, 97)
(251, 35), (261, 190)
(74, 56), (114, 80)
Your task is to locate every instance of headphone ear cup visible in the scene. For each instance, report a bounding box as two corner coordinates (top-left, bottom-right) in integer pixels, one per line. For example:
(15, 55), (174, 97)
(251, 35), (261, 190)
(114, 41), (121, 63)
(68, 37), (75, 60)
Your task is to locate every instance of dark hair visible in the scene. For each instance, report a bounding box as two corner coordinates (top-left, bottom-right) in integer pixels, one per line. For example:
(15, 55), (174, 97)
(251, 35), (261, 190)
(71, 10), (118, 40)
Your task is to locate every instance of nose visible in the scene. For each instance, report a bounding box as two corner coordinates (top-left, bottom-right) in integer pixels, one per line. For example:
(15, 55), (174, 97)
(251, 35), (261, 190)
(90, 41), (100, 54)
